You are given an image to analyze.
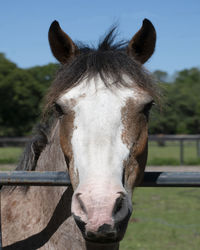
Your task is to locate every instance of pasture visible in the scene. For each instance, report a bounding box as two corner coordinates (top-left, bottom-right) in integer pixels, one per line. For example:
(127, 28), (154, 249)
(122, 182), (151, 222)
(0, 147), (23, 165)
(121, 187), (200, 250)
(148, 141), (200, 165)
(1, 141), (200, 165)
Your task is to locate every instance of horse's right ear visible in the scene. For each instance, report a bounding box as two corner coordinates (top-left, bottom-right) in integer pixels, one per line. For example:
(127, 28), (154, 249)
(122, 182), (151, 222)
(48, 20), (79, 64)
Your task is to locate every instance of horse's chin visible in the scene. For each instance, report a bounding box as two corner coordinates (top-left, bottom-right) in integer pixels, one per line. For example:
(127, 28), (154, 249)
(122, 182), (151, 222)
(85, 237), (119, 244)
(85, 239), (120, 249)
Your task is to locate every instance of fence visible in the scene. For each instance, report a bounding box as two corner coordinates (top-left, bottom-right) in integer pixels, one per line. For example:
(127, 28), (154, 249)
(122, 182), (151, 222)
(1, 171), (200, 187)
(149, 135), (200, 165)
(0, 170), (200, 249)
(0, 137), (29, 147)
(0, 136), (200, 248)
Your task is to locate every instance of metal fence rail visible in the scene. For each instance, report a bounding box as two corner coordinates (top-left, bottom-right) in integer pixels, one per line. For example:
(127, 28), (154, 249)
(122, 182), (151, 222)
(0, 171), (200, 187)
(0, 137), (29, 147)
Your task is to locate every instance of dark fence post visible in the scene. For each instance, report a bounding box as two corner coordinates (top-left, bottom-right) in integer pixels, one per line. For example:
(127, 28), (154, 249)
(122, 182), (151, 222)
(197, 140), (200, 158)
(180, 139), (184, 165)
(0, 187), (2, 250)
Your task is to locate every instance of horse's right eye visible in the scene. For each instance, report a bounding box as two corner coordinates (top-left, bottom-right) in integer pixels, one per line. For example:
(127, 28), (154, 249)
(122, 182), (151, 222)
(54, 103), (64, 117)
(142, 100), (155, 119)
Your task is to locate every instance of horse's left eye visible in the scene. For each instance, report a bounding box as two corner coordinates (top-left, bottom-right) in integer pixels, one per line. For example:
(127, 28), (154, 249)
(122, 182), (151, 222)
(54, 103), (64, 117)
(142, 101), (155, 118)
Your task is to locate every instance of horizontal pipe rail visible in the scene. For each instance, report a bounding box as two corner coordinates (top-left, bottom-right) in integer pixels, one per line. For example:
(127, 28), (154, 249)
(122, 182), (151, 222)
(149, 134), (200, 141)
(142, 172), (200, 187)
(0, 171), (71, 187)
(0, 171), (200, 187)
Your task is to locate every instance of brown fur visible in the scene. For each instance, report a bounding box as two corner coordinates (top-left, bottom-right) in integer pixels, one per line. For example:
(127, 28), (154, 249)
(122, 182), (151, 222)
(121, 97), (149, 194)
(60, 112), (79, 190)
(121, 98), (137, 149)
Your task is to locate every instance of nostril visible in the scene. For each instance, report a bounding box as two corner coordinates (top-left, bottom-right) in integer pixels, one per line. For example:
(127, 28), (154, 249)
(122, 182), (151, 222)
(73, 214), (86, 233)
(112, 193), (131, 228)
(76, 193), (87, 214)
(113, 195), (124, 216)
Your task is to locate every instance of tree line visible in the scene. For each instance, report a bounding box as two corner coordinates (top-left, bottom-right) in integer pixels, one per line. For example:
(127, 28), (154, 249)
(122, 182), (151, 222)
(0, 53), (200, 136)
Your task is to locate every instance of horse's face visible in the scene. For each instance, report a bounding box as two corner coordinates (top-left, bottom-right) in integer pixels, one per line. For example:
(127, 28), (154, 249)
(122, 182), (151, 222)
(58, 78), (153, 242)
(48, 19), (156, 243)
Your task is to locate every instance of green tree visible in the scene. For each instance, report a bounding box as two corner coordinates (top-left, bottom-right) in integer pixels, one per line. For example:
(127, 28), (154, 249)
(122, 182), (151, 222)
(149, 67), (200, 134)
(0, 56), (59, 136)
(26, 63), (59, 96)
(0, 53), (17, 81)
(0, 68), (43, 135)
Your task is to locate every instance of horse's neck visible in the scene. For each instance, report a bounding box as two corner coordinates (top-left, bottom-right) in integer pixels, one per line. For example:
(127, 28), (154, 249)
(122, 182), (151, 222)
(34, 120), (70, 220)
(36, 120), (66, 172)
(29, 122), (80, 248)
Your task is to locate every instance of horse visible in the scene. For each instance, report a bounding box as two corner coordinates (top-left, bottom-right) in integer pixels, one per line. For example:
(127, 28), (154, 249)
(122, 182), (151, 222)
(1, 18), (159, 250)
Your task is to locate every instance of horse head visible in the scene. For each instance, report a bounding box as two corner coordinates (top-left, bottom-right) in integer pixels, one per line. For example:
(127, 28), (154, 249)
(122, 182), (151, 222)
(47, 19), (157, 244)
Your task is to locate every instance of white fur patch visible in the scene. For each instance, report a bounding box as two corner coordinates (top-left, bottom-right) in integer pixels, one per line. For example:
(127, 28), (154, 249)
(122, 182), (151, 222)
(59, 76), (140, 187)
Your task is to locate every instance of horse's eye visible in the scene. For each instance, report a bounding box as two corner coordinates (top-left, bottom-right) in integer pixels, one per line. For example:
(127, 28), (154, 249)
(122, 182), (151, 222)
(142, 101), (155, 118)
(54, 103), (64, 117)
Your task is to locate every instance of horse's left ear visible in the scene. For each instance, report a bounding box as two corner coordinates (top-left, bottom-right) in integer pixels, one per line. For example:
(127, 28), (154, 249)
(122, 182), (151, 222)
(127, 19), (156, 64)
(48, 20), (79, 64)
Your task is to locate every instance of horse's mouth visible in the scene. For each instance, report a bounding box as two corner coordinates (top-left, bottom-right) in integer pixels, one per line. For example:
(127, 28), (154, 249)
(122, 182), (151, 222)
(84, 229), (120, 244)
(84, 232), (119, 244)
(73, 214), (121, 243)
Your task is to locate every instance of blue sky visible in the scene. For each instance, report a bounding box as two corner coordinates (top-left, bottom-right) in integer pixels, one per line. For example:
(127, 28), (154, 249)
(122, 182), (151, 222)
(1, 0), (200, 74)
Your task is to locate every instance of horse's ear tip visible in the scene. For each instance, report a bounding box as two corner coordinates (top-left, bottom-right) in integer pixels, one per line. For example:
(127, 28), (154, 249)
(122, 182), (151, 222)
(50, 20), (60, 30)
(142, 19), (156, 32)
(143, 19), (152, 26)
(52, 20), (59, 25)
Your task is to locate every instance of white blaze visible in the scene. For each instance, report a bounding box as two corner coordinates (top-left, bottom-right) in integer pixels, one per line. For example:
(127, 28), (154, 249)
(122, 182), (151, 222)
(59, 76), (138, 187)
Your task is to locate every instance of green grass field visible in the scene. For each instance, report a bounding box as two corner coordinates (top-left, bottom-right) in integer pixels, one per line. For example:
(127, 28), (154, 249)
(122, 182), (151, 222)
(121, 187), (200, 250)
(1, 141), (200, 165)
(147, 141), (200, 165)
(0, 146), (23, 164)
